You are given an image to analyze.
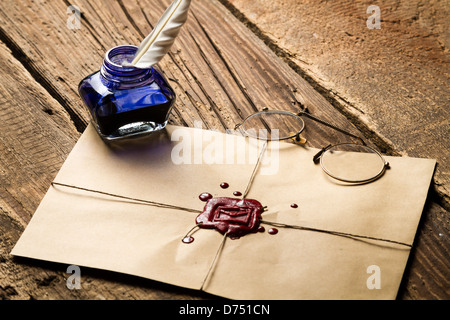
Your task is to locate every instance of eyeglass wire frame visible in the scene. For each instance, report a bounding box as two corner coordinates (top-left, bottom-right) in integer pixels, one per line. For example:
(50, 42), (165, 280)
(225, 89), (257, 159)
(234, 109), (390, 184)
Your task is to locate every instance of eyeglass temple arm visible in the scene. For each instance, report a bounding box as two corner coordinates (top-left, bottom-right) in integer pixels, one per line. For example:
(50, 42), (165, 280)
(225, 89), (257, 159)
(312, 145), (331, 164)
(297, 111), (366, 146)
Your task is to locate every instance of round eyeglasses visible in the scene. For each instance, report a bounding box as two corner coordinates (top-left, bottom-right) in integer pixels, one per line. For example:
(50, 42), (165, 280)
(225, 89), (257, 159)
(235, 109), (389, 184)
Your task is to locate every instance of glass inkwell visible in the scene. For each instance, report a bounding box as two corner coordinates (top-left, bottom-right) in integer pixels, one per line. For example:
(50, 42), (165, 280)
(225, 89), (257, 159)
(78, 45), (176, 141)
(78, 0), (191, 141)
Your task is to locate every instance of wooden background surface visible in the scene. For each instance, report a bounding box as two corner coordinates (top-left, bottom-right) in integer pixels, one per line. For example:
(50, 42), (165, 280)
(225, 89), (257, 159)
(0, 0), (448, 300)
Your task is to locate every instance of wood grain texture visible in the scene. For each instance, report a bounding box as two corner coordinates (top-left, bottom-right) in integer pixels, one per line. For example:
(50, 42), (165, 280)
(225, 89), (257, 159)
(0, 0), (364, 300)
(223, 0), (450, 299)
(0, 0), (366, 140)
(0, 0), (447, 299)
(225, 0), (450, 202)
(0, 39), (209, 300)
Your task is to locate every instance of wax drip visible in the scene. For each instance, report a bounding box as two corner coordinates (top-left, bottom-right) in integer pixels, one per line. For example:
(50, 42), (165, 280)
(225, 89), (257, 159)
(182, 236), (194, 244)
(199, 192), (213, 202)
(181, 224), (202, 245)
(51, 182), (412, 248)
(220, 182), (229, 189)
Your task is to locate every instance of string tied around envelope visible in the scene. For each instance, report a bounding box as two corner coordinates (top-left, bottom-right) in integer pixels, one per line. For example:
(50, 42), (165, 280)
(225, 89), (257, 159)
(242, 140), (267, 199)
(238, 140), (411, 248)
(51, 178), (412, 293)
(51, 182), (202, 214)
(260, 220), (412, 248)
(52, 123), (413, 251)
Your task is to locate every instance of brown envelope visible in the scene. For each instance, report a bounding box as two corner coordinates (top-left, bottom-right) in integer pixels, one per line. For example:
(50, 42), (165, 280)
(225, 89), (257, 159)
(11, 124), (436, 299)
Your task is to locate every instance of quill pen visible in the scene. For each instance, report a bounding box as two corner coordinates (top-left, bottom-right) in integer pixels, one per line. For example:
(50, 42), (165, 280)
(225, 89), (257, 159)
(129, 0), (191, 69)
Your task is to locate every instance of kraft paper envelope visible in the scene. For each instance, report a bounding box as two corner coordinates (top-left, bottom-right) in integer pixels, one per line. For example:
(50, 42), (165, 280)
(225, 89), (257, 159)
(11, 124), (436, 299)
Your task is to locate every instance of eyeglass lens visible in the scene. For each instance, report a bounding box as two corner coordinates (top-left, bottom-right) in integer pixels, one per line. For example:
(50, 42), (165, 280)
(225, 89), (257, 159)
(240, 111), (386, 183)
(240, 111), (304, 141)
(320, 144), (386, 183)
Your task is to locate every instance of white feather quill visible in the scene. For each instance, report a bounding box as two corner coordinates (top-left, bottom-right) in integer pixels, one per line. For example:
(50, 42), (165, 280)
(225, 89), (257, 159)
(129, 0), (191, 68)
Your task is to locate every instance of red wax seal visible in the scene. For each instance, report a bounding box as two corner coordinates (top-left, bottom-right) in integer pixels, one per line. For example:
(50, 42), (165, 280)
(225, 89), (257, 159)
(196, 197), (264, 238)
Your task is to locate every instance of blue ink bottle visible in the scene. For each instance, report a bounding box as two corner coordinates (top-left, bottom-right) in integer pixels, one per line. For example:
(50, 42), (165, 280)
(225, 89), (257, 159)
(78, 45), (176, 140)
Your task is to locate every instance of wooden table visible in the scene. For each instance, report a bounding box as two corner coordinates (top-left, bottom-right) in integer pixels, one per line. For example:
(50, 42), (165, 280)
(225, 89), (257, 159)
(0, 0), (448, 300)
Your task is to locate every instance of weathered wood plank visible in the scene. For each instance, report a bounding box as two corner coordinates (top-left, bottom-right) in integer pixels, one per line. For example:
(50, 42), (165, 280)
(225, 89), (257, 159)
(0, 37), (209, 301)
(0, 0), (447, 299)
(224, 0), (450, 202)
(222, 0), (450, 300)
(0, 0), (368, 300)
(399, 200), (449, 299)
(0, 0), (367, 142)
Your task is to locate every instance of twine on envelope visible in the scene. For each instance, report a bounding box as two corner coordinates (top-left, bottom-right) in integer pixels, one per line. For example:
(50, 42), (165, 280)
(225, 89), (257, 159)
(242, 140), (267, 199)
(51, 133), (412, 250)
(239, 140), (412, 248)
(51, 169), (411, 293)
(51, 182), (202, 214)
(50, 180), (412, 249)
(260, 220), (412, 248)
(200, 233), (228, 292)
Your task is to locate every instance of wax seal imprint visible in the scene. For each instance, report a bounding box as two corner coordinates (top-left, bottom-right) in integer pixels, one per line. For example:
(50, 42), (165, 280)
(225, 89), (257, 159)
(196, 197), (264, 238)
